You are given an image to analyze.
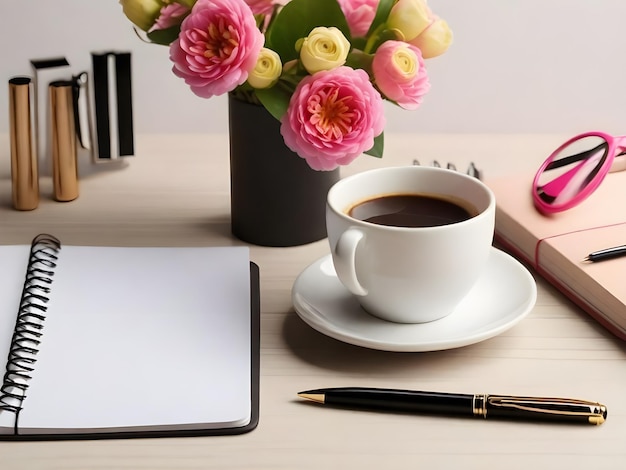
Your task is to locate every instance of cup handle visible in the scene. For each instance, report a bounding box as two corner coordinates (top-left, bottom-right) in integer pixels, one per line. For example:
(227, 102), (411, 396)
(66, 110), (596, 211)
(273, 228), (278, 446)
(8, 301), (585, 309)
(334, 228), (368, 296)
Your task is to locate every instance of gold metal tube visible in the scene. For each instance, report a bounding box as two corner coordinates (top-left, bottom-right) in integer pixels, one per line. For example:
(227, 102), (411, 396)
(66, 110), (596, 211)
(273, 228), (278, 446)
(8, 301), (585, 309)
(9, 76), (39, 210)
(49, 80), (78, 202)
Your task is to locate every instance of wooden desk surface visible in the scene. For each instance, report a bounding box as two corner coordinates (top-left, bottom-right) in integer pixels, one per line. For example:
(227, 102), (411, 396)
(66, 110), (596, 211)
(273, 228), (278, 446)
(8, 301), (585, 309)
(1, 134), (625, 469)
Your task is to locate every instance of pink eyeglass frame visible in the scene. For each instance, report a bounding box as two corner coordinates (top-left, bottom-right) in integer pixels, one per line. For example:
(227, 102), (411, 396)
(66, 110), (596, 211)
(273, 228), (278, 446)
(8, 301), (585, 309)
(532, 131), (626, 214)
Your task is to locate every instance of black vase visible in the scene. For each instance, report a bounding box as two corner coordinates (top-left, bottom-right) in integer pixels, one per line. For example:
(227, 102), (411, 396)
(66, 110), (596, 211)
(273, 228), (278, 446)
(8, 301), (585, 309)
(228, 94), (340, 247)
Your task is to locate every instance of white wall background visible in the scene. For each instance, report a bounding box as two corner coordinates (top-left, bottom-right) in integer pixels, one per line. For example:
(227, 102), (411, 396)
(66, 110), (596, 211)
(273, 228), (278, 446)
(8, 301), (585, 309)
(1, 0), (625, 135)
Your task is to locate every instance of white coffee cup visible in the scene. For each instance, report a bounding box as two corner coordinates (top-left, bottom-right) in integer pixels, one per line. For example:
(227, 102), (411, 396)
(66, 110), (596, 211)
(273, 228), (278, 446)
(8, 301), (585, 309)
(326, 166), (495, 323)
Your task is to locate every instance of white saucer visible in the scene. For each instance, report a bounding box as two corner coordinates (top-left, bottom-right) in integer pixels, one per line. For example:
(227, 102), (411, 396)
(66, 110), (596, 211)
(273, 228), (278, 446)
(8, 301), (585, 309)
(292, 248), (537, 352)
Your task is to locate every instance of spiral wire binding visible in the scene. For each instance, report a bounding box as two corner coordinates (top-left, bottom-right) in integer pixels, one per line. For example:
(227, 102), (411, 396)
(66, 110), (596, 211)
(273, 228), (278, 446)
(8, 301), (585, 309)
(412, 159), (483, 180)
(0, 234), (61, 426)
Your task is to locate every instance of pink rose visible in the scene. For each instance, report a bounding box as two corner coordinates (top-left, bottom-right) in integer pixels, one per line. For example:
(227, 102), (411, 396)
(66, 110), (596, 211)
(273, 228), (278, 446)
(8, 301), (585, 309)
(150, 3), (190, 32)
(281, 66), (385, 171)
(244, 0), (288, 16)
(372, 40), (430, 110)
(169, 0), (265, 98)
(337, 0), (379, 38)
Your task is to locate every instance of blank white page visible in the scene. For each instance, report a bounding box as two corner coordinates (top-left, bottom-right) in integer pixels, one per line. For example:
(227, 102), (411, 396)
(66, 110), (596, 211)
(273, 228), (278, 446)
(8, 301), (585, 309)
(12, 244), (251, 434)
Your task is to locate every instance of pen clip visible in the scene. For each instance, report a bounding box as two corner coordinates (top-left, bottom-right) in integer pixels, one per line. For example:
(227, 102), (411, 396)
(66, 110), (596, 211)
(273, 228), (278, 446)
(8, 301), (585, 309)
(71, 71), (91, 151)
(487, 395), (606, 424)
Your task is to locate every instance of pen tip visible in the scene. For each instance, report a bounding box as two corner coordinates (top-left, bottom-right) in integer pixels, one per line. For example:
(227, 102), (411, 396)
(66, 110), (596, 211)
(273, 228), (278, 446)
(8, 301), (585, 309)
(297, 393), (325, 404)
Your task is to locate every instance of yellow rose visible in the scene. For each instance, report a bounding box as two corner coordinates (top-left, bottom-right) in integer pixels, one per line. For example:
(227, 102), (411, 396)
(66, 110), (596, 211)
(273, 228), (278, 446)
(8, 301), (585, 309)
(119, 0), (162, 31)
(299, 27), (351, 74)
(409, 18), (453, 59)
(386, 0), (433, 42)
(248, 48), (283, 89)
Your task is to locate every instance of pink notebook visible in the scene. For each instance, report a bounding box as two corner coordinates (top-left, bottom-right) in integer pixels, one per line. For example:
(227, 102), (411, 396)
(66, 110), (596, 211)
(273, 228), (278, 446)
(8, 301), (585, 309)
(486, 169), (626, 340)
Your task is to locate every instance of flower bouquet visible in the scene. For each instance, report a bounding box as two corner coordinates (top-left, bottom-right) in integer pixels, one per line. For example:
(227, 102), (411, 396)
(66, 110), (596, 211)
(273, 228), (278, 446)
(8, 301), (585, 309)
(120, 0), (452, 171)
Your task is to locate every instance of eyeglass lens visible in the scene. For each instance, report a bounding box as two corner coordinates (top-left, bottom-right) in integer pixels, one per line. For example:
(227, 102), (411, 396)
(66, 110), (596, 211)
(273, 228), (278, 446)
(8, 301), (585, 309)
(535, 136), (609, 206)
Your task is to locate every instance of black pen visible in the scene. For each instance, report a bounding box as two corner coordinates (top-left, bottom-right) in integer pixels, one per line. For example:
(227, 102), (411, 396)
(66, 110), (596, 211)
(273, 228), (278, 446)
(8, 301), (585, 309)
(583, 244), (626, 262)
(298, 387), (607, 425)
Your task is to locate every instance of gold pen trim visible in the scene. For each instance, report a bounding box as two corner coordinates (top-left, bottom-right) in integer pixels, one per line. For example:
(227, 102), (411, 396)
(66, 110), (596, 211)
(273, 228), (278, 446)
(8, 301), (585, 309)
(480, 395), (607, 425)
(473, 393), (488, 418)
(298, 393), (325, 404)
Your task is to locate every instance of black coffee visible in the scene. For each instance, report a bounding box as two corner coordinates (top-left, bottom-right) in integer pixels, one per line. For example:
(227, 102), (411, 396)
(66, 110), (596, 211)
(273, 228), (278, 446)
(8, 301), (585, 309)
(348, 194), (474, 228)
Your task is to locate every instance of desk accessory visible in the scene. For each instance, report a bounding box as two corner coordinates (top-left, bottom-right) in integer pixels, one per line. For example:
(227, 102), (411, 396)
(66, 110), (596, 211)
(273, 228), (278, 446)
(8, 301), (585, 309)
(532, 131), (626, 214)
(583, 244), (626, 262)
(298, 387), (607, 425)
(91, 51), (134, 161)
(487, 165), (626, 340)
(71, 71), (92, 152)
(49, 81), (79, 202)
(292, 251), (536, 352)
(30, 57), (71, 174)
(0, 234), (259, 440)
(8, 76), (38, 211)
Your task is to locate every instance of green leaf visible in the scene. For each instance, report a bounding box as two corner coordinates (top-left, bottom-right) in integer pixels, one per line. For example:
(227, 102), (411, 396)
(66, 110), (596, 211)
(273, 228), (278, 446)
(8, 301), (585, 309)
(351, 37), (367, 51)
(146, 26), (181, 46)
(369, 28), (405, 53)
(345, 50), (374, 75)
(265, 0), (351, 62)
(366, 0), (395, 37)
(255, 86), (292, 121)
(365, 133), (384, 158)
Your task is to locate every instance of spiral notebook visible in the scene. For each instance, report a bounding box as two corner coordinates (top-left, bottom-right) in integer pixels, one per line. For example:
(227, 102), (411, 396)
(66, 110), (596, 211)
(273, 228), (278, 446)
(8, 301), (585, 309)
(0, 234), (260, 440)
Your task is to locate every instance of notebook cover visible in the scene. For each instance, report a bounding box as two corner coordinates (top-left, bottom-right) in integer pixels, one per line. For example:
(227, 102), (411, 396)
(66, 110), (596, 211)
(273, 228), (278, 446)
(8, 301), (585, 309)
(486, 170), (626, 340)
(1, 262), (260, 441)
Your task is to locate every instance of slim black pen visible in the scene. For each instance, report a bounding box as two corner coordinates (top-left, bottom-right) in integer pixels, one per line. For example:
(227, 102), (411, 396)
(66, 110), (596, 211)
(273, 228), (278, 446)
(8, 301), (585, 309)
(583, 244), (626, 262)
(298, 387), (607, 425)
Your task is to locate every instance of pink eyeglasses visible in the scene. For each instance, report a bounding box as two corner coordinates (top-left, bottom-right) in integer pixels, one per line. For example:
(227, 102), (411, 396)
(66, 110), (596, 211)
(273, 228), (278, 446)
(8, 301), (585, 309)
(532, 131), (626, 214)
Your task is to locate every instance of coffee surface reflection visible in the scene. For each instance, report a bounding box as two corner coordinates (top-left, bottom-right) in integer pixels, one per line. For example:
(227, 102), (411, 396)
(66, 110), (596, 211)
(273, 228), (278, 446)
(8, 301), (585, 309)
(348, 194), (473, 228)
